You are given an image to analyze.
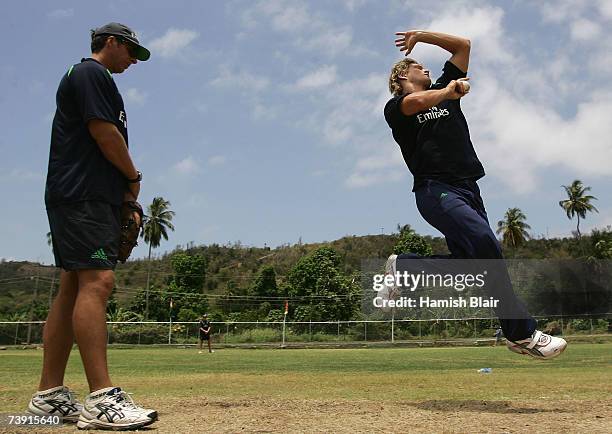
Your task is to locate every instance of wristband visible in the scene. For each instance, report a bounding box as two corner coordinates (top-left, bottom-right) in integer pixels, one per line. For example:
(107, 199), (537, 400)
(127, 171), (142, 183)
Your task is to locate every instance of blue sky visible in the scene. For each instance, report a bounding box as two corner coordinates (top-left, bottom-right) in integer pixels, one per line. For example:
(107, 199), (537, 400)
(2, 0), (611, 264)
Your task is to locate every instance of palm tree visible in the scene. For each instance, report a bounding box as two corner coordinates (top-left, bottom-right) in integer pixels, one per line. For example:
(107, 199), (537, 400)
(496, 208), (531, 250)
(141, 197), (175, 320)
(559, 180), (598, 238)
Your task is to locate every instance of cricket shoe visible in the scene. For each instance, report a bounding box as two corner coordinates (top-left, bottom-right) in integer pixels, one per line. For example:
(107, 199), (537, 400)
(27, 386), (83, 422)
(507, 330), (567, 360)
(77, 386), (157, 430)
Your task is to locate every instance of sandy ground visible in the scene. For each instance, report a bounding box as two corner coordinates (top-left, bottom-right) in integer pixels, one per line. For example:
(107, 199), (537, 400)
(3, 397), (610, 433)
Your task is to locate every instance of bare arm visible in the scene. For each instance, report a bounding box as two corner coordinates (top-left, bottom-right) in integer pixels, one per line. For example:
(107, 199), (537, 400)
(88, 119), (140, 200)
(400, 79), (467, 116)
(395, 30), (471, 73)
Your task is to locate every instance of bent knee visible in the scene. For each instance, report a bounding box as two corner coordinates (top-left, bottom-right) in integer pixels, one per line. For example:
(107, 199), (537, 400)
(470, 232), (503, 259)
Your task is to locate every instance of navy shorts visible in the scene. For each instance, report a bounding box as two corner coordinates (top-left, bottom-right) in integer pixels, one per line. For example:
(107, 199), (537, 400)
(199, 333), (210, 341)
(46, 201), (120, 271)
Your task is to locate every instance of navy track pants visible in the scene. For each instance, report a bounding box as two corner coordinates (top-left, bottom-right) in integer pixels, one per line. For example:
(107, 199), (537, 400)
(397, 179), (536, 341)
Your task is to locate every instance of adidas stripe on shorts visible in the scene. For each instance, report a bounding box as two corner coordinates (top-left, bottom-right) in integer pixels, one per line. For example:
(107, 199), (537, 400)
(46, 201), (121, 271)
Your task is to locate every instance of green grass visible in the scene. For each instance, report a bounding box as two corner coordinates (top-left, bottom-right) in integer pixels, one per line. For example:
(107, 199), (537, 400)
(1, 343), (610, 412)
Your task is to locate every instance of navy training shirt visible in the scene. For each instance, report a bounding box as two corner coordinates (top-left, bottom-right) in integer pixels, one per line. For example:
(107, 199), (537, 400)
(384, 61), (485, 191)
(45, 58), (129, 208)
(199, 320), (211, 332)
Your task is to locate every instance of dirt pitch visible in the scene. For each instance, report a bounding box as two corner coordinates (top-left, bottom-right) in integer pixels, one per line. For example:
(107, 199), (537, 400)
(4, 397), (610, 433)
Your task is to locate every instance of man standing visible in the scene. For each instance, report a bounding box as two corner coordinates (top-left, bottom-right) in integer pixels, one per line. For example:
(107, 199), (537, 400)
(384, 30), (566, 359)
(28, 23), (158, 430)
(199, 314), (214, 353)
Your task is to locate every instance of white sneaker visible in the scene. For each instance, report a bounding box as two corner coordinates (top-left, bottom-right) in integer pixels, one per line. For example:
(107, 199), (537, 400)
(76, 386), (157, 430)
(27, 386), (82, 422)
(507, 330), (567, 359)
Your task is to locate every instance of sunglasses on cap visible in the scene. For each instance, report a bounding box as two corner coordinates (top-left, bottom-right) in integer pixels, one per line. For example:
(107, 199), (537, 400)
(116, 37), (138, 58)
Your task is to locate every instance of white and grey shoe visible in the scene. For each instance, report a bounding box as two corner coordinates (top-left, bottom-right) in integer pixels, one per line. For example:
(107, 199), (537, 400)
(507, 330), (567, 360)
(28, 385), (83, 422)
(76, 386), (157, 431)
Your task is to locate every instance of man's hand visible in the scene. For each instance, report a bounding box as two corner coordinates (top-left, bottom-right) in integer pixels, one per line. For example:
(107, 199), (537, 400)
(394, 30), (470, 72)
(395, 30), (423, 55)
(444, 79), (470, 100)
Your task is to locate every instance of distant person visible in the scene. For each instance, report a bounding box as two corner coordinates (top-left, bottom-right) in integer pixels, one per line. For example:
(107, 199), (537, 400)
(494, 327), (503, 346)
(199, 314), (214, 353)
(29, 23), (157, 430)
(383, 29), (566, 359)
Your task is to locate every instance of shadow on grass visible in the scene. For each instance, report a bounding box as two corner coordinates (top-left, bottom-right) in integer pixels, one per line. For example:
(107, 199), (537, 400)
(407, 400), (567, 414)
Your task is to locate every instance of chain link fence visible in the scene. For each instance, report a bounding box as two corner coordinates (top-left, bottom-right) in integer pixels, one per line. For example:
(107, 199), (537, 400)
(1, 314), (610, 346)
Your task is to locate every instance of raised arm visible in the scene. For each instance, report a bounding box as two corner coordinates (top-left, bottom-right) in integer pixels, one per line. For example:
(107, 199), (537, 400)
(400, 79), (468, 116)
(395, 30), (471, 73)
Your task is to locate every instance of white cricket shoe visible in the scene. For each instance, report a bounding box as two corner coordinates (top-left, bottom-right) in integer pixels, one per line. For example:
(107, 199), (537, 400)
(507, 330), (567, 359)
(28, 386), (83, 422)
(76, 386), (157, 430)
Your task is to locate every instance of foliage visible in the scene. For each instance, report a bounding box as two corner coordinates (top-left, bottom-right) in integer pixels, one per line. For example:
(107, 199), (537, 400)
(249, 266), (280, 298)
(559, 180), (598, 237)
(393, 225), (433, 256)
(286, 247), (360, 322)
(142, 197), (175, 249)
(496, 207), (531, 250)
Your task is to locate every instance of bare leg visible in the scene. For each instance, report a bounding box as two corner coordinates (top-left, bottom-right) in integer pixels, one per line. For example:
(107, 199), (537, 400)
(38, 271), (78, 390)
(207, 338), (212, 353)
(72, 269), (115, 392)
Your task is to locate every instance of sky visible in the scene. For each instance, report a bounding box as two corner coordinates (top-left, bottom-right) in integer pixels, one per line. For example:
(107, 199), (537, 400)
(1, 0), (611, 264)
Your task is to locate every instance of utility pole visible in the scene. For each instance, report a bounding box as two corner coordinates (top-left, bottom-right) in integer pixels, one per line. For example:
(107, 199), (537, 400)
(48, 269), (57, 309)
(26, 271), (40, 345)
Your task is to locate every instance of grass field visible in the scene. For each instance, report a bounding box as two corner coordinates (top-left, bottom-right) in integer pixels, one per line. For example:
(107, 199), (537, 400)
(1, 343), (610, 433)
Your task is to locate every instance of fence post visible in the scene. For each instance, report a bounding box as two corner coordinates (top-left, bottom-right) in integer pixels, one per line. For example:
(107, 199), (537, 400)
(309, 320), (312, 341)
(391, 311), (395, 344)
(225, 323), (229, 343)
(337, 320), (340, 340)
(15, 323), (20, 345)
(473, 319), (477, 338)
(364, 321), (367, 342)
(418, 321), (421, 339)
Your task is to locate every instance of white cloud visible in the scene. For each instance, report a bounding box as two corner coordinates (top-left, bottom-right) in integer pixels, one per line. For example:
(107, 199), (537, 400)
(293, 65), (337, 90)
(173, 156), (200, 175)
(149, 29), (198, 58)
(570, 18), (601, 41)
(207, 155), (227, 166)
(346, 164), (405, 188)
(209, 65), (270, 92)
(341, 0), (368, 12)
(597, 0), (612, 20)
(413, 6), (512, 67)
(1, 168), (43, 181)
(47, 9), (73, 19)
(537, 0), (590, 23)
(252, 103), (277, 120)
(242, 0), (372, 58)
(124, 88), (148, 106)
